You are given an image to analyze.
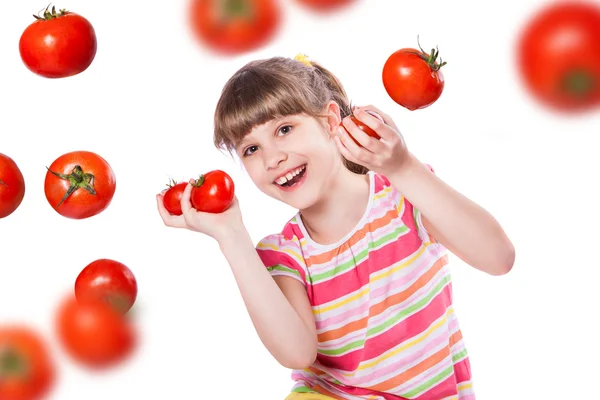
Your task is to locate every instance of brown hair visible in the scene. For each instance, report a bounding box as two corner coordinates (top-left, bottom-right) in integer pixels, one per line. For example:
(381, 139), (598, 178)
(213, 56), (368, 174)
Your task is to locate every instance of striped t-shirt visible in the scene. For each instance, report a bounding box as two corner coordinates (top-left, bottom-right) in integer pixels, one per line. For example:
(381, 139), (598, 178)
(256, 170), (474, 400)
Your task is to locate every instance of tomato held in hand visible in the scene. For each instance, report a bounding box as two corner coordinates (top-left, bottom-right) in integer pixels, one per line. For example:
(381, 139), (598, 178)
(191, 170), (235, 213)
(162, 179), (187, 216)
(516, 1), (600, 112)
(0, 326), (55, 400)
(75, 259), (138, 314)
(345, 109), (385, 146)
(0, 154), (25, 219)
(56, 296), (136, 369)
(382, 38), (447, 111)
(189, 0), (281, 55)
(19, 5), (97, 79)
(44, 151), (116, 219)
(295, 0), (357, 13)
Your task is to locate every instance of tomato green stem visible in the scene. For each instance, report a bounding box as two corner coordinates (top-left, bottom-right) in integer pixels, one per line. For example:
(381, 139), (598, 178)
(218, 0), (254, 22)
(105, 295), (129, 314)
(166, 177), (178, 188)
(194, 175), (206, 187)
(410, 35), (447, 72)
(561, 69), (596, 97)
(33, 4), (69, 21)
(0, 348), (27, 378)
(46, 165), (96, 208)
(0, 179), (7, 187)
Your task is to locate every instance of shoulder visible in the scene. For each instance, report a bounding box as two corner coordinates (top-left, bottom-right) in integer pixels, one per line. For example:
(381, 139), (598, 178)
(255, 216), (307, 268)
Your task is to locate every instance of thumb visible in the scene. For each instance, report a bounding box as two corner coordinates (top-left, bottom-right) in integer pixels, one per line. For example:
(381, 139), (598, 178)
(180, 180), (194, 214)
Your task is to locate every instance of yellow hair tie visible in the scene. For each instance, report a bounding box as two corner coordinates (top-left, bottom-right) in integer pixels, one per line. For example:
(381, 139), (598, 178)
(294, 53), (312, 66)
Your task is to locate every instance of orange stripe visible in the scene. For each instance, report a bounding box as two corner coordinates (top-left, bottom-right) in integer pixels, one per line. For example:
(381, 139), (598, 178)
(449, 330), (463, 348)
(311, 384), (346, 400)
(371, 346), (451, 392)
(318, 257), (446, 342)
(307, 209), (398, 265)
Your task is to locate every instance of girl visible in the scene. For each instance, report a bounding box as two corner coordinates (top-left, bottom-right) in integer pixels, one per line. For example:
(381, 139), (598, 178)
(156, 55), (514, 400)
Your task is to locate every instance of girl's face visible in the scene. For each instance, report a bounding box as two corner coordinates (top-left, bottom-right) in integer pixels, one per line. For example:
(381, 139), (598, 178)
(235, 102), (344, 210)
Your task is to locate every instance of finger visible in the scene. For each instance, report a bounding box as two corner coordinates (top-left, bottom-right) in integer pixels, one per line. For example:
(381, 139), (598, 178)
(336, 128), (374, 166)
(358, 105), (391, 124)
(156, 194), (186, 228)
(352, 108), (399, 143)
(342, 116), (386, 153)
(334, 136), (361, 166)
(180, 180), (195, 214)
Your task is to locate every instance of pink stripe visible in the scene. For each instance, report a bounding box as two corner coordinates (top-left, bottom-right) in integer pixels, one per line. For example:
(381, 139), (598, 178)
(319, 267), (450, 350)
(310, 237), (427, 305)
(317, 285), (452, 369)
(316, 249), (440, 331)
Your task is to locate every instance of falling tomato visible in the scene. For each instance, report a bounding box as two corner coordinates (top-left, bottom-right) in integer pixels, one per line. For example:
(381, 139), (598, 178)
(0, 154), (26, 219)
(188, 0), (281, 55)
(44, 151), (116, 219)
(516, 0), (600, 112)
(0, 325), (56, 400)
(19, 5), (97, 79)
(75, 259), (138, 315)
(55, 295), (136, 369)
(382, 37), (447, 111)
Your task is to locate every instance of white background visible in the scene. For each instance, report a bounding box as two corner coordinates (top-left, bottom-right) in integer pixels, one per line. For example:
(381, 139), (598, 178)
(1, 0), (599, 399)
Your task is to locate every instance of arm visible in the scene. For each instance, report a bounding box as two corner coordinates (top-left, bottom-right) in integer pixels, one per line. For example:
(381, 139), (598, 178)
(218, 226), (317, 369)
(388, 154), (515, 276)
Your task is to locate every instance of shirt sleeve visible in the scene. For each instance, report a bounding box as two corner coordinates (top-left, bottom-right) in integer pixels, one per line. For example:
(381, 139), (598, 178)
(255, 233), (309, 287)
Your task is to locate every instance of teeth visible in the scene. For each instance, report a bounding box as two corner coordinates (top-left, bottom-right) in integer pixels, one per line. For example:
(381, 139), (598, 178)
(275, 165), (305, 185)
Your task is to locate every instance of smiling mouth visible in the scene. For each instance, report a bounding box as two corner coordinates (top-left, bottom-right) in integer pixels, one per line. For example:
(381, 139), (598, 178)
(274, 164), (307, 187)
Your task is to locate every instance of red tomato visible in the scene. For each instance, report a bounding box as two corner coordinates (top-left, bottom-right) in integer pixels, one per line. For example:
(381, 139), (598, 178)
(0, 154), (25, 219)
(345, 110), (385, 146)
(191, 170), (235, 213)
(382, 39), (447, 111)
(0, 325), (55, 400)
(517, 1), (600, 112)
(55, 295), (135, 369)
(162, 180), (187, 216)
(19, 5), (97, 79)
(44, 151), (116, 219)
(75, 259), (138, 314)
(295, 0), (356, 12)
(188, 0), (281, 55)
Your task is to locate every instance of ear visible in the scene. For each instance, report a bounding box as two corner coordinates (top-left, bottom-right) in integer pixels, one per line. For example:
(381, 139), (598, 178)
(322, 100), (343, 137)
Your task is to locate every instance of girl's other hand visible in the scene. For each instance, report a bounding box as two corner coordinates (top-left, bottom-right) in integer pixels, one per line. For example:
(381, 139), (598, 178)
(336, 105), (411, 177)
(156, 179), (245, 242)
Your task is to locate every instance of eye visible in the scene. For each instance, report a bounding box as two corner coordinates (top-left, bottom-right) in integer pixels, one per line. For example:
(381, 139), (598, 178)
(278, 125), (293, 136)
(243, 145), (259, 157)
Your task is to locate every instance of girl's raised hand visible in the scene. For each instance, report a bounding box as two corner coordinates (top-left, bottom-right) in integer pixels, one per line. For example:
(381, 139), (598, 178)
(156, 180), (244, 242)
(335, 105), (410, 177)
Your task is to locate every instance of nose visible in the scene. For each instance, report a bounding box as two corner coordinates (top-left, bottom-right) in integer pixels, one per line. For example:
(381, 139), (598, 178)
(263, 145), (287, 170)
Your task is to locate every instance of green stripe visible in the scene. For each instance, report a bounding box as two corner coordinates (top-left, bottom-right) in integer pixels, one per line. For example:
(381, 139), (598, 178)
(319, 337), (365, 356)
(311, 225), (409, 283)
(452, 348), (468, 364)
(403, 365), (454, 398)
(319, 275), (450, 356)
(267, 264), (300, 278)
(291, 386), (317, 394)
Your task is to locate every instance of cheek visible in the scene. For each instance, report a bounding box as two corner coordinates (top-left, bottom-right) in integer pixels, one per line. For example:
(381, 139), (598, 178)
(243, 159), (271, 187)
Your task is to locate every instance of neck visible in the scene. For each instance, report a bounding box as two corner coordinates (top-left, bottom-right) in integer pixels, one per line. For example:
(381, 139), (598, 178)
(299, 166), (370, 245)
